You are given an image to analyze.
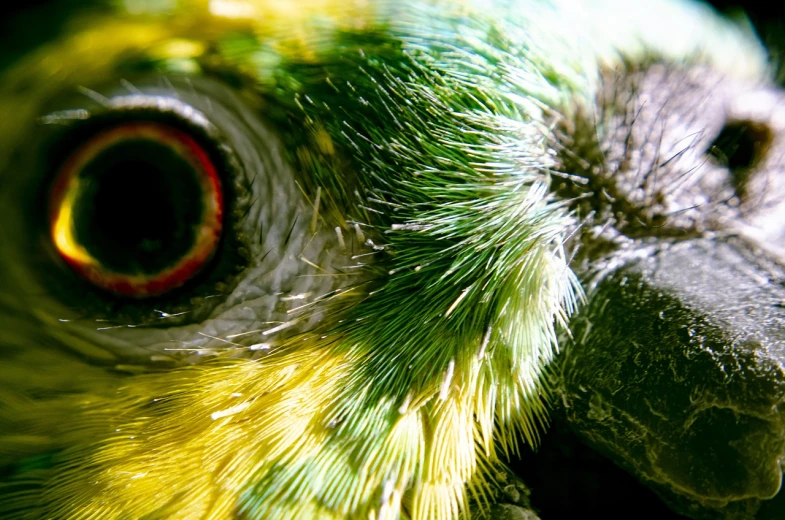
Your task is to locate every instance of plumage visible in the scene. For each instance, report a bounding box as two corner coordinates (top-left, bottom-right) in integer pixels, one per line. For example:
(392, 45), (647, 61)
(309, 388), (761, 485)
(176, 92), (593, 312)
(0, 1), (773, 519)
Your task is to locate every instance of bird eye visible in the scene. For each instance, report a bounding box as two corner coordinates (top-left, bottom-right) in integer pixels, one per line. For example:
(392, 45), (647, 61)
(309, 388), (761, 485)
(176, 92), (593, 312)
(0, 75), (360, 362)
(49, 120), (224, 298)
(19, 87), (258, 330)
(0, 77), (319, 347)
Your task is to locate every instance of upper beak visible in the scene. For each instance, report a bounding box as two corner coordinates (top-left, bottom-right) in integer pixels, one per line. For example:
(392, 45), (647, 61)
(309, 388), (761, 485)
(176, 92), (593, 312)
(561, 235), (785, 516)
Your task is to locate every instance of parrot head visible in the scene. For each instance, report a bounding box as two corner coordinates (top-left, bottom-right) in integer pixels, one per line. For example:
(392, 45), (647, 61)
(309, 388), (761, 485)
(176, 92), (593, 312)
(0, 1), (783, 519)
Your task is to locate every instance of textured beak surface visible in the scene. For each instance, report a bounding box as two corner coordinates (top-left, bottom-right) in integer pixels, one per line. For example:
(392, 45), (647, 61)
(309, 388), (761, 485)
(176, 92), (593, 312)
(563, 236), (785, 515)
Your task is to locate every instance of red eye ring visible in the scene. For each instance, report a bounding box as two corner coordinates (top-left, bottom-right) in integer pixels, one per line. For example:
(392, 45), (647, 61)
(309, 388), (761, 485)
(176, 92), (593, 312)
(49, 121), (224, 298)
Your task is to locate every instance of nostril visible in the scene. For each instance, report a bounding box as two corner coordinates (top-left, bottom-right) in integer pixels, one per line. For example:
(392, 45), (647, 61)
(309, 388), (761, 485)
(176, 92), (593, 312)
(708, 120), (773, 198)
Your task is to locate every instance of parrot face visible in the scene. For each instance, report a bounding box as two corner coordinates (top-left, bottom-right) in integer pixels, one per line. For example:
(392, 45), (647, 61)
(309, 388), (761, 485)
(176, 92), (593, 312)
(0, 1), (782, 519)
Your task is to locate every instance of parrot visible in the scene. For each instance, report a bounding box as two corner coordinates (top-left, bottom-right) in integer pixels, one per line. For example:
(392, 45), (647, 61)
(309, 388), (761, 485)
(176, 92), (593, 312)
(0, 0), (782, 519)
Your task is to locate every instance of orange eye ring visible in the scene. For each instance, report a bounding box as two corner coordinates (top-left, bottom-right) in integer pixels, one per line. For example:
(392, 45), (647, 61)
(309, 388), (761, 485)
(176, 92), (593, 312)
(49, 122), (224, 298)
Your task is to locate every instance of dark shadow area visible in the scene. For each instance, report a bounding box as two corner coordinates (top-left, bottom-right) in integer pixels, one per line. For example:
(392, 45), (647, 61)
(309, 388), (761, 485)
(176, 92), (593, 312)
(508, 417), (691, 519)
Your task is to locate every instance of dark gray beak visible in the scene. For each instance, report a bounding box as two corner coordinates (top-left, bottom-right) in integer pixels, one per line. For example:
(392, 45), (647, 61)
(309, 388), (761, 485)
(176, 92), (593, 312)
(561, 236), (785, 518)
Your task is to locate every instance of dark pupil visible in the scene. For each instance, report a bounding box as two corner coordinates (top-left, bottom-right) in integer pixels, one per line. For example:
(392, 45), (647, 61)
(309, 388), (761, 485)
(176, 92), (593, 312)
(72, 137), (204, 275)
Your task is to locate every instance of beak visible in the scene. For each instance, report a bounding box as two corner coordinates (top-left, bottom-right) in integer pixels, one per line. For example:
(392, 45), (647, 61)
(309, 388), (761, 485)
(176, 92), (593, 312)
(561, 236), (785, 516)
